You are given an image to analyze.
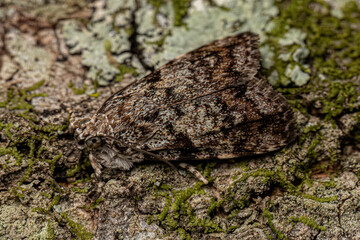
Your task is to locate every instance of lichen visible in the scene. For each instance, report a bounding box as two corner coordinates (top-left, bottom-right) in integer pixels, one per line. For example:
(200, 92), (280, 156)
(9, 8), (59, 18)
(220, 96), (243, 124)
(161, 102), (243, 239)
(152, 0), (279, 66)
(266, 0), (360, 86)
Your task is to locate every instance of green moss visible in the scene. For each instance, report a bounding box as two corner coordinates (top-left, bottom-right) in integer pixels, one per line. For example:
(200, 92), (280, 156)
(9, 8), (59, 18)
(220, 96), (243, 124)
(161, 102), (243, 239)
(269, 0), (360, 84)
(301, 194), (337, 202)
(306, 135), (323, 162)
(147, 0), (215, 28)
(157, 191), (172, 221)
(46, 221), (56, 240)
(150, 180), (224, 237)
(188, 217), (224, 233)
(0, 121), (14, 139)
(60, 213), (93, 240)
(233, 196), (250, 209)
(171, 0), (191, 26)
(176, 228), (192, 240)
(171, 181), (205, 218)
(68, 81), (87, 95)
(303, 124), (322, 134)
(103, 39), (112, 52)
(89, 92), (101, 97)
(90, 198), (104, 210)
(203, 162), (216, 179)
(48, 195), (61, 211)
(322, 81), (359, 121)
(321, 180), (336, 188)
(0, 79), (47, 112)
(25, 79), (46, 92)
(71, 187), (89, 194)
(233, 169), (275, 185)
(289, 216), (327, 231)
(66, 165), (82, 177)
(0, 145), (23, 163)
(11, 186), (25, 199)
(207, 198), (224, 215)
(48, 153), (62, 176)
(0, 83), (75, 226)
(159, 184), (173, 190)
(66, 156), (92, 178)
(299, 124), (322, 145)
(115, 64), (138, 82)
(31, 207), (51, 215)
(41, 192), (52, 199)
(17, 137), (36, 185)
(30, 115), (70, 133)
(263, 208), (288, 240)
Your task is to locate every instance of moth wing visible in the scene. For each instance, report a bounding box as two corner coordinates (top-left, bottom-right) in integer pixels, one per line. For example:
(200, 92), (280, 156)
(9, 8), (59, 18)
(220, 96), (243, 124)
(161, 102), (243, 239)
(94, 32), (295, 158)
(97, 32), (260, 114)
(142, 76), (296, 160)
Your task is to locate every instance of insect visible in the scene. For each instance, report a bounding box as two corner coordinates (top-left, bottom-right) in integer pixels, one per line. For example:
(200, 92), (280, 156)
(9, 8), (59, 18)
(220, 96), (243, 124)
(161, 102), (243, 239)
(72, 32), (297, 181)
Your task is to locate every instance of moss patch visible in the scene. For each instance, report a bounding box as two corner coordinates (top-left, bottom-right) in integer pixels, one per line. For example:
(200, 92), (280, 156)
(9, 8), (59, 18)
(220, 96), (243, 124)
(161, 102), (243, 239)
(289, 215), (327, 231)
(267, 0), (360, 87)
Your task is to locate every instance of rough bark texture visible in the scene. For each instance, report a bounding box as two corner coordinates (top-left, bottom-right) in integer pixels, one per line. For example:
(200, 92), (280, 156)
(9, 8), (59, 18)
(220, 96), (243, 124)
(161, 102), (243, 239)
(1, 1), (360, 240)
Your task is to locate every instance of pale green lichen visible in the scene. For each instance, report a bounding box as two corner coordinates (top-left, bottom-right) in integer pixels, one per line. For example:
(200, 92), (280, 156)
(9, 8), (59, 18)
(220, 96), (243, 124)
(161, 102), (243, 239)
(284, 65), (310, 86)
(278, 28), (307, 46)
(269, 0), (360, 86)
(62, 18), (130, 86)
(152, 0), (279, 66)
(5, 33), (53, 83)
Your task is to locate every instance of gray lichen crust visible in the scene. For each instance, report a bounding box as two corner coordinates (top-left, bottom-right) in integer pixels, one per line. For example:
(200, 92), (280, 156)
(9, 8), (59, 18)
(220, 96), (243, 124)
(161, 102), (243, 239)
(73, 32), (297, 176)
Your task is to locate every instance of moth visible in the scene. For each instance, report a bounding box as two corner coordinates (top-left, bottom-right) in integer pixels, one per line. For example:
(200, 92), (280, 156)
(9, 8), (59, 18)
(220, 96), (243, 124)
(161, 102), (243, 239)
(72, 32), (297, 180)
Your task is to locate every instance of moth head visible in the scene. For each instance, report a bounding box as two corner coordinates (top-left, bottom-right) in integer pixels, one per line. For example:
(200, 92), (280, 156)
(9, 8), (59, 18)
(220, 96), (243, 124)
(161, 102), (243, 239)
(71, 115), (142, 172)
(71, 117), (103, 150)
(77, 136), (103, 150)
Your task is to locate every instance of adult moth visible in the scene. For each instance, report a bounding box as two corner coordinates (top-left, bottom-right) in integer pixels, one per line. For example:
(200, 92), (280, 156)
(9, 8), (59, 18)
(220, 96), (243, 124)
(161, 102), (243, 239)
(72, 32), (297, 179)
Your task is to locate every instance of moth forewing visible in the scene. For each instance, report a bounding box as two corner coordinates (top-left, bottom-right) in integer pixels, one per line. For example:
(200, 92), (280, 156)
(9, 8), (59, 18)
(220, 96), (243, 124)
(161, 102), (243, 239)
(73, 32), (297, 180)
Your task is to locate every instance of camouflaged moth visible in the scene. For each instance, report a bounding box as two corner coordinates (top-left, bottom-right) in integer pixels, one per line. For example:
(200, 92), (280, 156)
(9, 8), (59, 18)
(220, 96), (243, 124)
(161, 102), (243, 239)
(72, 32), (297, 179)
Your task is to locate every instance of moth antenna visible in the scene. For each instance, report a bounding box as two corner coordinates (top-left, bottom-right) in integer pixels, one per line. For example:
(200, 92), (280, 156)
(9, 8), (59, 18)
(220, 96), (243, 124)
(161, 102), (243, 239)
(178, 163), (209, 185)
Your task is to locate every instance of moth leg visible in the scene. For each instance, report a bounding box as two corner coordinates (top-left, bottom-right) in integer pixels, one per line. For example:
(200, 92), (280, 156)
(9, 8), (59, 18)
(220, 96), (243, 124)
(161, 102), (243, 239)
(130, 147), (178, 171)
(179, 163), (222, 200)
(89, 153), (106, 199)
(89, 153), (103, 179)
(178, 163), (208, 185)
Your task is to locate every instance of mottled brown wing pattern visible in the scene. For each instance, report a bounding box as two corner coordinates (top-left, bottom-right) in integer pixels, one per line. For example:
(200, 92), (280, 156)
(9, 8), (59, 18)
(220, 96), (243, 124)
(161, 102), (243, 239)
(74, 32), (296, 172)
(97, 32), (260, 112)
(141, 76), (296, 161)
(94, 32), (268, 140)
